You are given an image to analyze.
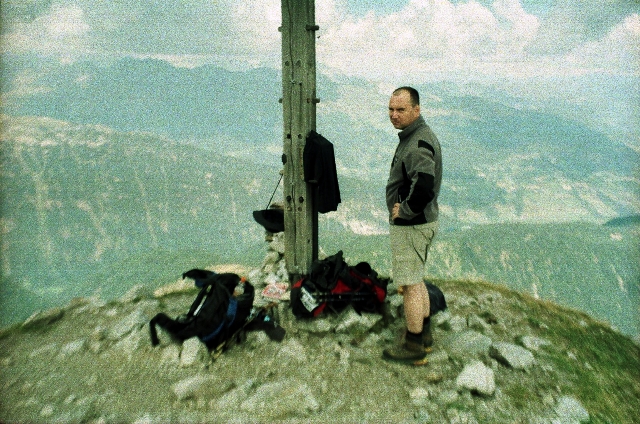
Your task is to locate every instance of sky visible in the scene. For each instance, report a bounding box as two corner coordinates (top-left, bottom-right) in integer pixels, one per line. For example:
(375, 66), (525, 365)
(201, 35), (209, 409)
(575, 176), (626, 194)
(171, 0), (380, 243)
(1, 0), (639, 145)
(2, 0), (638, 79)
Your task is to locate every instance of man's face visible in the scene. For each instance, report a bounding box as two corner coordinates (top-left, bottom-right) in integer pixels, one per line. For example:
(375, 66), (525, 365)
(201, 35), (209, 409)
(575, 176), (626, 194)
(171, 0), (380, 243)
(388, 91), (420, 130)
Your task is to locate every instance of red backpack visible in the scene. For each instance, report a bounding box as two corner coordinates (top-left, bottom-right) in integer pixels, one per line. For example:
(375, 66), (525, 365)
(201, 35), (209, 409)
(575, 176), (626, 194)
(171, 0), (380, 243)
(290, 251), (388, 318)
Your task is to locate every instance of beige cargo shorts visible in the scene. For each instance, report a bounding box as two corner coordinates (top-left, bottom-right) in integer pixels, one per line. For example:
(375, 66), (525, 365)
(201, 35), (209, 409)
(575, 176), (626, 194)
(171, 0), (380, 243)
(390, 221), (438, 287)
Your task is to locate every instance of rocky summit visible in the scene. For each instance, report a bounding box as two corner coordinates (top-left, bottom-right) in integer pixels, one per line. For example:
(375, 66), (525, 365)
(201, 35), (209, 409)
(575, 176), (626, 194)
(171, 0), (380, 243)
(1, 240), (639, 423)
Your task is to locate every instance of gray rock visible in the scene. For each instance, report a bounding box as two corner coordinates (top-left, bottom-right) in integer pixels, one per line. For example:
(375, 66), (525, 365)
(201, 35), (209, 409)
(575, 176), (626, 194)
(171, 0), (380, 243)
(40, 404), (54, 418)
(136, 299), (160, 311)
(490, 342), (535, 370)
(113, 328), (146, 359)
(447, 408), (480, 424)
(357, 332), (382, 348)
(386, 293), (404, 319)
(240, 378), (319, 417)
(445, 330), (493, 361)
(172, 375), (217, 401)
(132, 413), (154, 424)
(67, 296), (106, 315)
(555, 395), (590, 423)
(456, 360), (496, 396)
(477, 292), (502, 304)
(50, 396), (96, 423)
(263, 272), (282, 285)
(454, 295), (477, 308)
(278, 337), (308, 363)
(57, 339), (86, 359)
(180, 337), (208, 367)
(414, 408), (431, 422)
(263, 249), (281, 264)
(108, 308), (147, 340)
(448, 315), (468, 332)
(293, 317), (333, 333)
(160, 344), (181, 366)
(410, 387), (430, 406)
(91, 325), (107, 342)
(22, 308), (64, 329)
(519, 335), (551, 351)
(467, 314), (491, 333)
(388, 292), (404, 307)
(269, 233), (285, 254)
(428, 348), (450, 363)
(153, 279), (194, 297)
(334, 308), (382, 334)
(331, 342), (351, 367)
(4, 243), (633, 424)
(215, 379), (255, 410)
(433, 309), (451, 327)
(437, 389), (460, 405)
(119, 284), (152, 303)
(30, 342), (59, 358)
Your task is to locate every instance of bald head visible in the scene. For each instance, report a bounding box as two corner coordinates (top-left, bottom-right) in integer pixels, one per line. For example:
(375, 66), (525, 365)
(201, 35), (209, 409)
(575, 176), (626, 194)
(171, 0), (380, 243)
(389, 87), (421, 130)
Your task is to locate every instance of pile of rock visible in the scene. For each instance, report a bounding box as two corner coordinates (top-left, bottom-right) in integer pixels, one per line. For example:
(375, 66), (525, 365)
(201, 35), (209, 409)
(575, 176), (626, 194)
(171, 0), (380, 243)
(0, 244), (603, 423)
(226, 242), (592, 422)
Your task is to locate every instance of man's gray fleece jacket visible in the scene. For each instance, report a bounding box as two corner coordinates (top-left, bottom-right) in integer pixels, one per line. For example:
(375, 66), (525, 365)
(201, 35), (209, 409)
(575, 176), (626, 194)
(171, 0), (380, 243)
(386, 115), (442, 226)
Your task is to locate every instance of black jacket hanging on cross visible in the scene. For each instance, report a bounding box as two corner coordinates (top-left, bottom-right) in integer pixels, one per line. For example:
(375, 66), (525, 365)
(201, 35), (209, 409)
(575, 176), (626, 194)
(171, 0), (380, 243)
(304, 130), (341, 213)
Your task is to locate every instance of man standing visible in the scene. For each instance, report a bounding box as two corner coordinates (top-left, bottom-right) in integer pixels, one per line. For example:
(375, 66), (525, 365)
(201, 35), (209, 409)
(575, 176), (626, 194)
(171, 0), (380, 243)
(383, 87), (442, 364)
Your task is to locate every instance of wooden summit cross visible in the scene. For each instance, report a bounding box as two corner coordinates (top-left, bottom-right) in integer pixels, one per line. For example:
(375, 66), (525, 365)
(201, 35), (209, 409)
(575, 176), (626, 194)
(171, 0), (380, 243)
(280, 0), (319, 280)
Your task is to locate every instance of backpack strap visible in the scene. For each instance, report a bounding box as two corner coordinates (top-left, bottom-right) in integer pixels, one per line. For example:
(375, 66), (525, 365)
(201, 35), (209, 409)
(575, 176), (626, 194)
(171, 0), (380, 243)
(187, 284), (213, 318)
(200, 296), (238, 343)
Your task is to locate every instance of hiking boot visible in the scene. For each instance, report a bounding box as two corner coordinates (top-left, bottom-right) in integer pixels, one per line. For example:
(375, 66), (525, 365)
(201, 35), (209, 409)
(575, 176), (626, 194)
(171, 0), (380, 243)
(383, 339), (428, 365)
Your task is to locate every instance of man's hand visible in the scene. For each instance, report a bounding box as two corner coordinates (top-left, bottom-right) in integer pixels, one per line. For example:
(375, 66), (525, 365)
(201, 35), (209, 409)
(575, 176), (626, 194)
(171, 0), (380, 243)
(392, 203), (401, 220)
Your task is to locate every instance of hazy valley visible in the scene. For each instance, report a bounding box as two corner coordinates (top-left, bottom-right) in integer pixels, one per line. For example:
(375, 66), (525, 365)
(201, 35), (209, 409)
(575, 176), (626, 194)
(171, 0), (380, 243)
(1, 114), (638, 340)
(2, 57), (638, 340)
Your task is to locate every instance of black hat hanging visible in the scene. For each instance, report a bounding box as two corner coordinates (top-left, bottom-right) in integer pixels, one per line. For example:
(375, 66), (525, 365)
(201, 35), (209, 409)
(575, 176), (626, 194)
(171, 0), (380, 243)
(253, 173), (284, 233)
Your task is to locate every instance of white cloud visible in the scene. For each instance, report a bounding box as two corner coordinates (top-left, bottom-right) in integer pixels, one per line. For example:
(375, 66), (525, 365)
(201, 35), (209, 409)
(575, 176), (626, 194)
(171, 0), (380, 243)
(1, 0), (637, 79)
(1, 0), (281, 67)
(45, 4), (90, 39)
(565, 13), (640, 75)
(492, 0), (540, 57)
(316, 0), (541, 81)
(316, 0), (637, 81)
(2, 4), (92, 59)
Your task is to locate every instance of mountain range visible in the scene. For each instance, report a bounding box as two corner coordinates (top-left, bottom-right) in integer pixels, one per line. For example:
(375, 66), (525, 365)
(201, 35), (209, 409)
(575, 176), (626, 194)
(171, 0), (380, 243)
(1, 57), (638, 338)
(3, 56), (638, 220)
(1, 113), (638, 339)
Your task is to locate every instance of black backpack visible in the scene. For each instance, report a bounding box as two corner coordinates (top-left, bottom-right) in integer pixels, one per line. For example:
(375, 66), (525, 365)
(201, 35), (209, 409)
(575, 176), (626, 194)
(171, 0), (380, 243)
(290, 251), (389, 318)
(149, 270), (255, 351)
(425, 280), (447, 316)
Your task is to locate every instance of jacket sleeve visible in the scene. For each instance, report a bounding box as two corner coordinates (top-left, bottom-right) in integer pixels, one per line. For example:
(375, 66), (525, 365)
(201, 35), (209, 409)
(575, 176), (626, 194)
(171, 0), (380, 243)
(398, 139), (437, 220)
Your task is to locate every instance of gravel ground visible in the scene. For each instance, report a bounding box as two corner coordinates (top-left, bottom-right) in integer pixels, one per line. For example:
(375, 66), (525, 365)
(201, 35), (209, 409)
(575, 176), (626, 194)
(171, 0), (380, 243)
(1, 278), (639, 423)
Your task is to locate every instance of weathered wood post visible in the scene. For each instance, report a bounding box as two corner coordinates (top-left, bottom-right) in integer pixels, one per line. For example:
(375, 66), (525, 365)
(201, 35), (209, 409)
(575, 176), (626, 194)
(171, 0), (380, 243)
(280, 0), (319, 280)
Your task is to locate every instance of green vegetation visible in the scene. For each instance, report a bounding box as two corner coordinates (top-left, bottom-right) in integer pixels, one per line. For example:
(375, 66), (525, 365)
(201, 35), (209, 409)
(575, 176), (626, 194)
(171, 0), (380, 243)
(2, 277), (638, 423)
(437, 279), (640, 423)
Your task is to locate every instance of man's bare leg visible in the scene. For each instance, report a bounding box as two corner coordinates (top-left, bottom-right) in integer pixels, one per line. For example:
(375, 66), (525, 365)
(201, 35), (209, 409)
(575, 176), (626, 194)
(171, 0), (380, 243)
(402, 282), (430, 334)
(383, 282), (432, 363)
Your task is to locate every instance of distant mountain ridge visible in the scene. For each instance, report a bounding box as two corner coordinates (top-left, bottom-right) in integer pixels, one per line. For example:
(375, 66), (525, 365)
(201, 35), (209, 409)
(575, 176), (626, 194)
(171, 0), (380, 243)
(3, 56), (637, 224)
(1, 115), (638, 340)
(0, 115), (270, 326)
(1, 56), (282, 141)
(605, 214), (640, 226)
(320, 222), (639, 339)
